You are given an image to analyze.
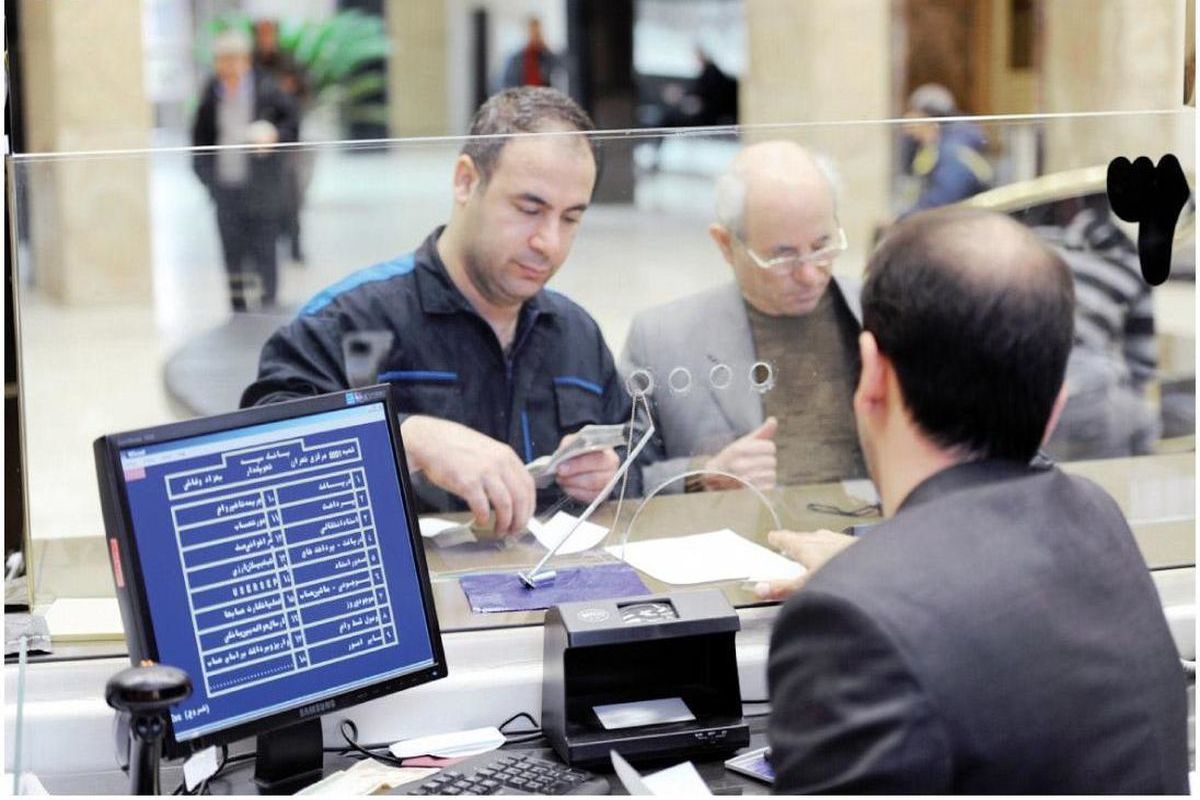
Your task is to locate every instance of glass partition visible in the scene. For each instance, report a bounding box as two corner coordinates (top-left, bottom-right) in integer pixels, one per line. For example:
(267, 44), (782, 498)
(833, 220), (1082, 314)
(10, 110), (1195, 637)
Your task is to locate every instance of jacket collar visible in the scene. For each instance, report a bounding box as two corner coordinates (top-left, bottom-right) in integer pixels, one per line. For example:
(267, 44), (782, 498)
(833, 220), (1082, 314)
(414, 226), (556, 321)
(897, 458), (1051, 514)
(831, 275), (862, 324)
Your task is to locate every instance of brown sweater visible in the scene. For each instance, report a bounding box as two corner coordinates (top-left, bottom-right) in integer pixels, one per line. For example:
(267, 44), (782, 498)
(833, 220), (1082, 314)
(746, 290), (867, 485)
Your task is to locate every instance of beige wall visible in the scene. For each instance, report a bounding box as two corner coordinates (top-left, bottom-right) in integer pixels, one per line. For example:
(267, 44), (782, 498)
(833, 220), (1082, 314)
(17, 0), (153, 305)
(1042, 0), (1191, 171)
(741, 0), (892, 273)
(385, 0), (450, 137)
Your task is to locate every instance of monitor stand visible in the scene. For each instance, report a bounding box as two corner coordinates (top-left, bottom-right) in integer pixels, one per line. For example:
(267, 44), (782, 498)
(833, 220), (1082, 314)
(253, 718), (324, 794)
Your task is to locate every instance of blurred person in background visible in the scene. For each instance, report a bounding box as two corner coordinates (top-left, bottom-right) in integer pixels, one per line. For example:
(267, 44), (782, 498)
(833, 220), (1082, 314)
(254, 19), (312, 265)
(501, 17), (562, 90)
(659, 46), (738, 129)
(193, 29), (300, 311)
(898, 83), (992, 217)
(1035, 195), (1161, 459)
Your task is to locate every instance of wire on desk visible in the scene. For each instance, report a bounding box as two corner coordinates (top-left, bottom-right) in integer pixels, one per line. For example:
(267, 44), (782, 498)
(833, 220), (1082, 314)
(339, 719), (409, 767)
(498, 710), (545, 745)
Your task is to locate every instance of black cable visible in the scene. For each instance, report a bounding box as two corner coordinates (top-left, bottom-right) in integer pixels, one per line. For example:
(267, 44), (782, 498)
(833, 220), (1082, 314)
(497, 711), (540, 733)
(497, 710), (543, 745)
(502, 731), (547, 745)
(339, 718), (408, 767)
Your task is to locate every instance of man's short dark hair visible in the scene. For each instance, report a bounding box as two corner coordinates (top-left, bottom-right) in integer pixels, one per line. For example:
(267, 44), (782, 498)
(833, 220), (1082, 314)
(862, 208), (1075, 462)
(462, 87), (596, 182)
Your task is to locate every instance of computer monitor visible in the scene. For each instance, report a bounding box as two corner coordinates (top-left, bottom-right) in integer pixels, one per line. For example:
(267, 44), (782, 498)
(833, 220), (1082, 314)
(94, 385), (446, 790)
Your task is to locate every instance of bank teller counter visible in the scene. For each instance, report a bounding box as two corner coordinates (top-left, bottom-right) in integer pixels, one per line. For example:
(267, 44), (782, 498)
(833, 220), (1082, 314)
(421, 451), (1196, 632)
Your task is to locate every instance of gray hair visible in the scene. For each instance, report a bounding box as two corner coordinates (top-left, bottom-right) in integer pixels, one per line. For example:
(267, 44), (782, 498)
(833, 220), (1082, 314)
(212, 29), (253, 58)
(907, 83), (958, 117)
(713, 150), (841, 236)
(462, 87), (596, 182)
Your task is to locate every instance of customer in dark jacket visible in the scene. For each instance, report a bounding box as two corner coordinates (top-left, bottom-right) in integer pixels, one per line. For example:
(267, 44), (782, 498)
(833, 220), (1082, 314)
(765, 209), (1188, 793)
(192, 29), (299, 311)
(244, 87), (628, 537)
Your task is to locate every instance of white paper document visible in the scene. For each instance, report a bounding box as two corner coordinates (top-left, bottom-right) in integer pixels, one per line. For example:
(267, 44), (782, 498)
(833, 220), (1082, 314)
(593, 697), (696, 730)
(528, 511), (610, 554)
(610, 751), (712, 796)
(608, 529), (804, 585)
(388, 726), (506, 759)
(644, 761), (713, 795)
(183, 746), (219, 792)
(42, 597), (124, 641)
(295, 759), (436, 795)
(417, 518), (477, 548)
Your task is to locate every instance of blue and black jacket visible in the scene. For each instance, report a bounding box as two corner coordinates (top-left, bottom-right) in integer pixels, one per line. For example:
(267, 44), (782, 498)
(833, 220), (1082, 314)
(242, 228), (635, 511)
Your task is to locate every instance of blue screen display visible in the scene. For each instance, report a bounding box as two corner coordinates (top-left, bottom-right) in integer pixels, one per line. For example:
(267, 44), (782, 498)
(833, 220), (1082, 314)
(118, 402), (435, 741)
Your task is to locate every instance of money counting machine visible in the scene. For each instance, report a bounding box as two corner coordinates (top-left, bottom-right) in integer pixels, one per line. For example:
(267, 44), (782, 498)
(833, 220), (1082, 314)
(541, 589), (750, 767)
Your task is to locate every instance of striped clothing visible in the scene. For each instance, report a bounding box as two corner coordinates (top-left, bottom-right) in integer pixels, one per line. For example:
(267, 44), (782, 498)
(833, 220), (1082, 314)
(1038, 209), (1157, 390)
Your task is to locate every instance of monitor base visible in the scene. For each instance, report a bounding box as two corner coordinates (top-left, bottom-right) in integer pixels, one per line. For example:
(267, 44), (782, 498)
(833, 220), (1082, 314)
(253, 718), (324, 795)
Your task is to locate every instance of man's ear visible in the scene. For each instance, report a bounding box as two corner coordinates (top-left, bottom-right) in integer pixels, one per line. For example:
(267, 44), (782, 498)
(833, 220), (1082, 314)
(708, 223), (735, 267)
(853, 331), (888, 419)
(452, 154), (482, 205)
(1041, 382), (1069, 447)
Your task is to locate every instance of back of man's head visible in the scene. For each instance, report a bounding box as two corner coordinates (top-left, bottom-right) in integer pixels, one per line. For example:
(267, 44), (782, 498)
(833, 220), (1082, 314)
(862, 208), (1075, 462)
(462, 87), (596, 183)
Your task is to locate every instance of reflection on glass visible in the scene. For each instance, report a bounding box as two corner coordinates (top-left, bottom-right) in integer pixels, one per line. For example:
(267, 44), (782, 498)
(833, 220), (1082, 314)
(9, 110), (1194, 633)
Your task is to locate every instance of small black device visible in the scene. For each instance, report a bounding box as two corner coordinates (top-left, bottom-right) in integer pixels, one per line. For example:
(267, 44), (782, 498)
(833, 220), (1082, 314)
(94, 386), (447, 793)
(105, 662), (193, 795)
(541, 589), (750, 767)
(844, 520), (881, 538)
(401, 752), (610, 795)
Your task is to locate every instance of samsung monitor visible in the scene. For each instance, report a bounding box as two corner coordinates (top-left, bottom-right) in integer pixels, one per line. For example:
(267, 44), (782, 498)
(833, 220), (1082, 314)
(94, 385), (446, 790)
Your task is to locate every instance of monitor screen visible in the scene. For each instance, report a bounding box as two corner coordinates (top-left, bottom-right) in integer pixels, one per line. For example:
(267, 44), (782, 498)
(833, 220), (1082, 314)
(96, 388), (444, 751)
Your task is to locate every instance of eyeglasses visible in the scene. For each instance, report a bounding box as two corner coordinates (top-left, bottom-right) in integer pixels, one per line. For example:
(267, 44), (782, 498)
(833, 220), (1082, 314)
(737, 227), (848, 273)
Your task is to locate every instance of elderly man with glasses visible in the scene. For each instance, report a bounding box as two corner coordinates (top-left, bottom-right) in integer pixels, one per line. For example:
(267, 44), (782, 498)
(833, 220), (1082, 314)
(621, 141), (866, 493)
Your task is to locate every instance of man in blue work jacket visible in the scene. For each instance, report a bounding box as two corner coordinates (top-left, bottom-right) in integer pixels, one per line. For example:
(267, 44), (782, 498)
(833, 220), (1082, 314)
(242, 87), (627, 537)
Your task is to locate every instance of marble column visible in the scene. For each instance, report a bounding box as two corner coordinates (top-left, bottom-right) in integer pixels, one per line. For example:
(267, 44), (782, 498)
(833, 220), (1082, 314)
(17, 0), (154, 305)
(1041, 0), (1192, 172)
(385, 0), (449, 137)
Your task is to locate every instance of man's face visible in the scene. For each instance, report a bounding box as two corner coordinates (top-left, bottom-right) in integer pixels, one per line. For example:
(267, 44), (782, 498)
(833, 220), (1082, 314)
(729, 178), (840, 317)
(215, 52), (250, 84)
(255, 21), (278, 53)
(459, 134), (596, 308)
(902, 112), (939, 146)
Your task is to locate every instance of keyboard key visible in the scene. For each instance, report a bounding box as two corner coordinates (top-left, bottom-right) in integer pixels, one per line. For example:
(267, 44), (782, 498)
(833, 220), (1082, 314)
(416, 751), (605, 795)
